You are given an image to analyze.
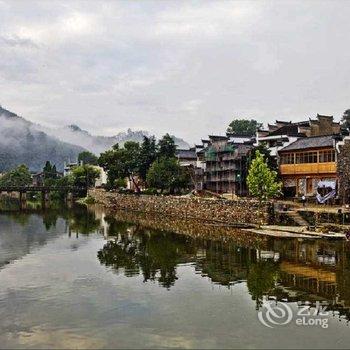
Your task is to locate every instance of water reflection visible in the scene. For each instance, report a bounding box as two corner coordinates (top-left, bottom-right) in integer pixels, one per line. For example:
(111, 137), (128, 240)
(2, 203), (350, 347)
(0, 204), (101, 269)
(1, 201), (350, 320)
(98, 229), (196, 288)
(95, 210), (350, 320)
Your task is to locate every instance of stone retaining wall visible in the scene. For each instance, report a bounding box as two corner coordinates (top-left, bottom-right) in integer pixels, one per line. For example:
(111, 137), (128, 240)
(88, 189), (272, 225)
(94, 207), (268, 247)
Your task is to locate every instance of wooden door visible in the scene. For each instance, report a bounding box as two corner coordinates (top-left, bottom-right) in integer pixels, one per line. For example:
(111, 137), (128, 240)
(306, 178), (313, 194)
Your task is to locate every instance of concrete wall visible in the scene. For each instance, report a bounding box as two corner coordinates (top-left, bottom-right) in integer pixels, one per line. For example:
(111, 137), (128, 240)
(88, 189), (272, 225)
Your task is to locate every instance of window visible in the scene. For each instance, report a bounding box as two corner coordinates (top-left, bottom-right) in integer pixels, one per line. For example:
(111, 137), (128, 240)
(319, 150), (335, 163)
(281, 150), (335, 164)
(295, 151), (318, 164)
(281, 153), (294, 164)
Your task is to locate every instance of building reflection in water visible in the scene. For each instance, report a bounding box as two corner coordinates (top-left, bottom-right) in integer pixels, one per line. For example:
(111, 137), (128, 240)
(4, 201), (348, 321)
(93, 207), (350, 321)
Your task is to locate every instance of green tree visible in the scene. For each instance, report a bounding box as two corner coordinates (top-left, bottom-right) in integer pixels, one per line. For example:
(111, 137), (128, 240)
(146, 157), (190, 194)
(0, 164), (32, 187)
(341, 109), (350, 129)
(227, 119), (262, 136)
(78, 151), (98, 165)
(43, 161), (58, 185)
(71, 164), (100, 188)
(99, 142), (141, 191)
(55, 174), (74, 198)
(247, 150), (282, 203)
(248, 144), (277, 172)
(157, 133), (177, 159)
(139, 136), (157, 180)
(98, 144), (122, 188)
(43, 161), (52, 178)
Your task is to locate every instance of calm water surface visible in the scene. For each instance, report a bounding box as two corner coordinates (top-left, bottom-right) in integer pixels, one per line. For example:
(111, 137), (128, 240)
(1, 203), (350, 349)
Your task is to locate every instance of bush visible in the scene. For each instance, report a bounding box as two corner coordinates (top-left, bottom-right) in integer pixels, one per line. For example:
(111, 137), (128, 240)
(84, 196), (96, 204)
(142, 188), (158, 195)
(118, 188), (135, 195)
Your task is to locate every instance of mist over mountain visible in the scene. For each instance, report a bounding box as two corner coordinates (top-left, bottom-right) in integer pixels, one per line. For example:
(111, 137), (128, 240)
(0, 106), (85, 172)
(0, 106), (190, 172)
(44, 125), (150, 155)
(41, 123), (190, 154)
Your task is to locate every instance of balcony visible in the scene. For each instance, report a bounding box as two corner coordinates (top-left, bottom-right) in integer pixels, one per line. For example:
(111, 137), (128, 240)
(205, 165), (237, 172)
(280, 162), (336, 175)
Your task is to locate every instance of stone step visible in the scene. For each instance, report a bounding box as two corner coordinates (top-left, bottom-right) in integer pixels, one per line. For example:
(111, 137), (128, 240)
(285, 210), (310, 226)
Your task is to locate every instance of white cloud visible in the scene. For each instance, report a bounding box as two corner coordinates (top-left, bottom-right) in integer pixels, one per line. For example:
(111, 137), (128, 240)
(0, 0), (350, 144)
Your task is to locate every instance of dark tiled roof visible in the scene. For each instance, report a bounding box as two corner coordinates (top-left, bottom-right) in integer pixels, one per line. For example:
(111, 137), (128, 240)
(268, 124), (300, 137)
(176, 149), (197, 160)
(208, 135), (228, 141)
(296, 121), (310, 127)
(244, 139), (255, 145)
(275, 120), (292, 125)
(279, 135), (335, 152)
(226, 132), (253, 138)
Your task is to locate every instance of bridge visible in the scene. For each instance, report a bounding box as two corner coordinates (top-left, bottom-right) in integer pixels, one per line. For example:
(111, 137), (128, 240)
(0, 186), (86, 204)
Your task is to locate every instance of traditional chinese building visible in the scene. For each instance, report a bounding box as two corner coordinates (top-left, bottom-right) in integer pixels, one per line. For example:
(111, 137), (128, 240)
(200, 135), (252, 194)
(256, 114), (341, 159)
(175, 148), (197, 167)
(278, 135), (338, 198)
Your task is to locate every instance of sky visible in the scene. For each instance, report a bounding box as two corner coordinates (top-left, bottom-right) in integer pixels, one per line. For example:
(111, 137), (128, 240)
(0, 0), (350, 144)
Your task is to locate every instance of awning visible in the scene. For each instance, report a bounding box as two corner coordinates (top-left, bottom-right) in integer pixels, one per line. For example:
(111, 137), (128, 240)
(316, 180), (336, 204)
(317, 180), (336, 190)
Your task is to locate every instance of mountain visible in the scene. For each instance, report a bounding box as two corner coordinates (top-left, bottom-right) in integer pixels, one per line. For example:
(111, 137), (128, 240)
(0, 106), (85, 172)
(42, 124), (190, 154)
(0, 105), (191, 172)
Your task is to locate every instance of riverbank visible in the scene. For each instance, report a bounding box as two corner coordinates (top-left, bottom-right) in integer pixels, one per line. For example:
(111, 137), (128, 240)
(92, 205), (268, 247)
(88, 188), (273, 226)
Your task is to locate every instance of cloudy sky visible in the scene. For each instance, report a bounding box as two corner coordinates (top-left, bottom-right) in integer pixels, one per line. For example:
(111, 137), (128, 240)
(0, 0), (350, 143)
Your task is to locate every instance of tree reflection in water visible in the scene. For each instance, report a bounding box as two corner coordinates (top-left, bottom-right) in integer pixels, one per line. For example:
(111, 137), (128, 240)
(96, 212), (350, 321)
(247, 261), (279, 309)
(98, 218), (197, 288)
(97, 216), (260, 289)
(68, 205), (101, 235)
(3, 200), (350, 321)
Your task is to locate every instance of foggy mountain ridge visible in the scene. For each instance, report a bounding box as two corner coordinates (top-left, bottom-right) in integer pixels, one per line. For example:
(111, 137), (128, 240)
(0, 106), (190, 172)
(47, 125), (153, 155)
(50, 124), (191, 154)
(0, 106), (86, 172)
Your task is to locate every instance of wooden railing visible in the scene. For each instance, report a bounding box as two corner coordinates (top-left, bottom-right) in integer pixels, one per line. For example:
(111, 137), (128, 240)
(280, 162), (336, 175)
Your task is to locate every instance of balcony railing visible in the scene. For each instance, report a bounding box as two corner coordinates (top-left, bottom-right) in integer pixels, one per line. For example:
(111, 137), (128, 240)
(279, 162), (336, 175)
(205, 165), (237, 172)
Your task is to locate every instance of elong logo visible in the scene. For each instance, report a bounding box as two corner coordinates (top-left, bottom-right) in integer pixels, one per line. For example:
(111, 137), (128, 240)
(258, 300), (329, 329)
(258, 301), (293, 328)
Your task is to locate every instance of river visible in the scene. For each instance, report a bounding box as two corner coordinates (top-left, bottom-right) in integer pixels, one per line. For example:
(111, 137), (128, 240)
(1, 203), (350, 348)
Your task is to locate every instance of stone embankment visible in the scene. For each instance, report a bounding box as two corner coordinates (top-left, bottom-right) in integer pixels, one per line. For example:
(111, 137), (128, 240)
(93, 207), (268, 247)
(88, 189), (273, 226)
